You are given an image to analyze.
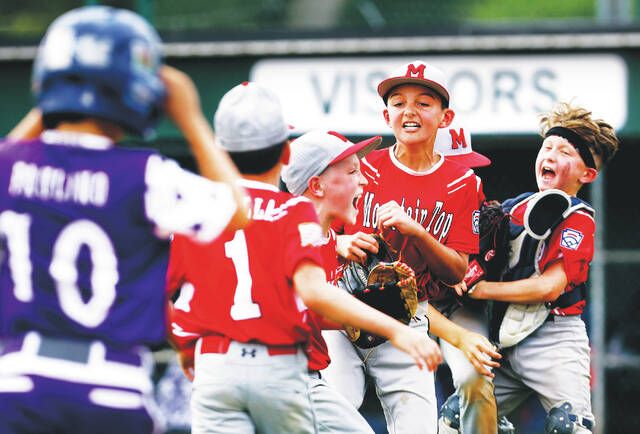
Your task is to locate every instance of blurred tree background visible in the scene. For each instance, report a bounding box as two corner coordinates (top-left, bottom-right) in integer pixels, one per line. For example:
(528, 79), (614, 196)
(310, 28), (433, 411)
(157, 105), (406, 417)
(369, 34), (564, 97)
(0, 0), (628, 42)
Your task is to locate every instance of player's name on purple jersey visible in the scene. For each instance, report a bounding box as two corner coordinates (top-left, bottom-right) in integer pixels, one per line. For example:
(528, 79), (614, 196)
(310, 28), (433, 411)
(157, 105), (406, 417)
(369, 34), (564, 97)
(8, 161), (109, 207)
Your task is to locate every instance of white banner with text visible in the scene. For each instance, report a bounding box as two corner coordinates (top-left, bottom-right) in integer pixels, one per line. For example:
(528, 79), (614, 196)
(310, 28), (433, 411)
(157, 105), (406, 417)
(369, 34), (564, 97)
(250, 54), (627, 135)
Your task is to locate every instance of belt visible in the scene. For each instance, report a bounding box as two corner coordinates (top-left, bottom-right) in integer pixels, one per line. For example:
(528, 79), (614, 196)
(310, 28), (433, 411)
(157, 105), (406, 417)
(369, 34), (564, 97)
(1, 333), (144, 366)
(545, 314), (580, 322)
(574, 415), (594, 431)
(308, 370), (322, 379)
(0, 333), (152, 393)
(200, 335), (298, 356)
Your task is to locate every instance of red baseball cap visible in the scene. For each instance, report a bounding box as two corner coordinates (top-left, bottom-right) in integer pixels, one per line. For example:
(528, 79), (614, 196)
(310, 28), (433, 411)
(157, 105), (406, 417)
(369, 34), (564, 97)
(434, 120), (491, 168)
(377, 60), (450, 106)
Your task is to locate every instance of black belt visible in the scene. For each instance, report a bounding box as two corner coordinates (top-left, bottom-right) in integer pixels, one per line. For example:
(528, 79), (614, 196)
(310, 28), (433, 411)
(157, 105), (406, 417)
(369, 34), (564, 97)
(308, 370), (322, 379)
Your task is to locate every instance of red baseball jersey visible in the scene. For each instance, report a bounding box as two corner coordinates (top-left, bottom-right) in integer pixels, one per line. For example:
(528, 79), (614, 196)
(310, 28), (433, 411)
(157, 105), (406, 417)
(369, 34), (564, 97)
(168, 180), (325, 349)
(342, 147), (479, 300)
(306, 228), (341, 371)
(475, 175), (486, 206)
(510, 200), (595, 315)
(443, 156), (486, 207)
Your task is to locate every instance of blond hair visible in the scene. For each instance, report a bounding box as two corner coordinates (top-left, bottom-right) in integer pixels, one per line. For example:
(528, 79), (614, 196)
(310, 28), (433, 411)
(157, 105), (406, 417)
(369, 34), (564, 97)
(539, 102), (619, 169)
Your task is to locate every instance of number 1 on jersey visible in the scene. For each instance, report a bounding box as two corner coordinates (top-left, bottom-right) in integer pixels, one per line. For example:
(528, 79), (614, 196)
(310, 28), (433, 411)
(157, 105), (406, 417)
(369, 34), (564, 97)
(225, 230), (261, 320)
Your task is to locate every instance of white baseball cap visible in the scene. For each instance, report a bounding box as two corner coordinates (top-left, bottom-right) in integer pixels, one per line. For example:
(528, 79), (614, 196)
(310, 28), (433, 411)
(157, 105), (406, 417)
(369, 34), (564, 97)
(377, 60), (450, 106)
(282, 130), (382, 196)
(434, 119), (491, 168)
(214, 81), (290, 152)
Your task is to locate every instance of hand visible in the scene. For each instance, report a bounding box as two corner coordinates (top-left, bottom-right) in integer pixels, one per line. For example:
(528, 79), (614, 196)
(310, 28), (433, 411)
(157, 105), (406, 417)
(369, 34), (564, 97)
(376, 201), (421, 237)
(159, 65), (249, 232)
(159, 65), (206, 133)
(466, 280), (484, 299)
(177, 349), (195, 382)
(390, 325), (443, 372)
(456, 331), (501, 377)
(336, 232), (379, 263)
(439, 280), (469, 297)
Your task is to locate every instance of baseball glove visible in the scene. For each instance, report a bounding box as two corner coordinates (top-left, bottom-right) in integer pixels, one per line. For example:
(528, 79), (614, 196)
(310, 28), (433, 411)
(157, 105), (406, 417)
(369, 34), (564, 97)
(464, 200), (511, 289)
(338, 234), (419, 348)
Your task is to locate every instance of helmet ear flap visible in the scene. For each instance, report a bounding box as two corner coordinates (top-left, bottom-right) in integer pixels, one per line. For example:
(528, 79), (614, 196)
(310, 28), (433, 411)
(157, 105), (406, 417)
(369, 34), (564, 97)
(33, 5), (166, 138)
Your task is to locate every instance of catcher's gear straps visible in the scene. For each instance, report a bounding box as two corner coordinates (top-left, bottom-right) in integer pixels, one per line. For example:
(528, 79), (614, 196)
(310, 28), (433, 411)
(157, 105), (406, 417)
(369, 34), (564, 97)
(489, 193), (594, 341)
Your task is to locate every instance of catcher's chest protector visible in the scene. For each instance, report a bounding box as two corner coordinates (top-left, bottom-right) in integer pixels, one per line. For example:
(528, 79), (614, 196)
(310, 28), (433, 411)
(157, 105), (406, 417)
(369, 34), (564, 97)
(502, 192), (594, 280)
(489, 193), (594, 345)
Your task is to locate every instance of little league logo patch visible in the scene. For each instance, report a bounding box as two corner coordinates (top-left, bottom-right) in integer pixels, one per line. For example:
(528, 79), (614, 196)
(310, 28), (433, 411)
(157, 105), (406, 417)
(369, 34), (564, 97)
(560, 228), (584, 250)
(472, 210), (480, 235)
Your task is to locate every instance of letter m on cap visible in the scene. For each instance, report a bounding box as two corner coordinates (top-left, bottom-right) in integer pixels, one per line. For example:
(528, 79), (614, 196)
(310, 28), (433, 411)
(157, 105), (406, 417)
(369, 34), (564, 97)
(405, 63), (426, 78)
(450, 128), (468, 149)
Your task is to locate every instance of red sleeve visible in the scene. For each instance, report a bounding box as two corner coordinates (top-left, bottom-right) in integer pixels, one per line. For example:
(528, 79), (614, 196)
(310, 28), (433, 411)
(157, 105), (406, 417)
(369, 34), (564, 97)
(166, 235), (187, 296)
(444, 176), (479, 255)
(541, 211), (595, 285)
(477, 176), (486, 206)
(330, 218), (345, 235)
(320, 229), (343, 283)
(168, 305), (201, 352)
(282, 199), (325, 279)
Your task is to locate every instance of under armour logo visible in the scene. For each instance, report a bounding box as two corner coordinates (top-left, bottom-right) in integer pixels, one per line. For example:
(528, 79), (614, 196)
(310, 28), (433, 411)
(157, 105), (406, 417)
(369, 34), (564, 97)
(241, 348), (257, 358)
(405, 63), (426, 78)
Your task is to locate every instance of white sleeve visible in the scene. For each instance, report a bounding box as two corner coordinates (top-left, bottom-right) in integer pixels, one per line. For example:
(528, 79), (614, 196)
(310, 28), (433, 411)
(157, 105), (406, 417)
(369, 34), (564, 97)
(144, 154), (237, 243)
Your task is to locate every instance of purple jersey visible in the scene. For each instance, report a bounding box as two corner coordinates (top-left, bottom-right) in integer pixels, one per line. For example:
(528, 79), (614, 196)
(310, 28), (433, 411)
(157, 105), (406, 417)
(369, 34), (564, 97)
(0, 131), (237, 350)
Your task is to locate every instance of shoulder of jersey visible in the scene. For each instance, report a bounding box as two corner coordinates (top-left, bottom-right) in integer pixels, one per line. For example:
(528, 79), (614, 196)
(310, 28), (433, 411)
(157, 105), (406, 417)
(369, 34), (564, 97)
(0, 137), (37, 151)
(244, 186), (311, 209)
(359, 148), (388, 185)
(441, 156), (475, 176)
(560, 207), (596, 229)
(361, 147), (388, 165)
(440, 159), (476, 191)
(120, 145), (160, 156)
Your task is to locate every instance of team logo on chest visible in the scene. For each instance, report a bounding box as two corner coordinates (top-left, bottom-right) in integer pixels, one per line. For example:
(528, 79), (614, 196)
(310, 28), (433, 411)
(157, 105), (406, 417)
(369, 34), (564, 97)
(361, 192), (454, 241)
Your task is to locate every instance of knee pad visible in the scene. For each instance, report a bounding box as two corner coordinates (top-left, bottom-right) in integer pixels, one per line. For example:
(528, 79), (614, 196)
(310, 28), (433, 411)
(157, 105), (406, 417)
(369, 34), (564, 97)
(544, 401), (594, 434)
(545, 402), (576, 434)
(439, 394), (461, 431)
(498, 415), (515, 434)
(544, 401), (594, 433)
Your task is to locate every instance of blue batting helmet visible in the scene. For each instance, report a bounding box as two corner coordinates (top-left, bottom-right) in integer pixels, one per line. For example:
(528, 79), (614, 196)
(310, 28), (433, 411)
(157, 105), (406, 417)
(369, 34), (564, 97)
(32, 6), (166, 138)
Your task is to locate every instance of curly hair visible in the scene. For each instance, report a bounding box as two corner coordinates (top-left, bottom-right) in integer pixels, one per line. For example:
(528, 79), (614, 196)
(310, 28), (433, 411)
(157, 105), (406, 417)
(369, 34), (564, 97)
(539, 102), (619, 169)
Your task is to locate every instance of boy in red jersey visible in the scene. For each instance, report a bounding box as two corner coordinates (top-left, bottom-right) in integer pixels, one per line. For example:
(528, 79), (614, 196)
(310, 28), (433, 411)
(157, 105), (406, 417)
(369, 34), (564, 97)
(281, 130), (382, 433)
(322, 61), (500, 434)
(459, 102), (620, 433)
(433, 120), (508, 434)
(167, 82), (442, 434)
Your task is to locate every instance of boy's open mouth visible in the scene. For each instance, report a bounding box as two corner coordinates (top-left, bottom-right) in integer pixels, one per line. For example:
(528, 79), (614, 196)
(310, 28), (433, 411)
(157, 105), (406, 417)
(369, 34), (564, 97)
(353, 192), (362, 209)
(541, 165), (555, 180)
(402, 121), (420, 131)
